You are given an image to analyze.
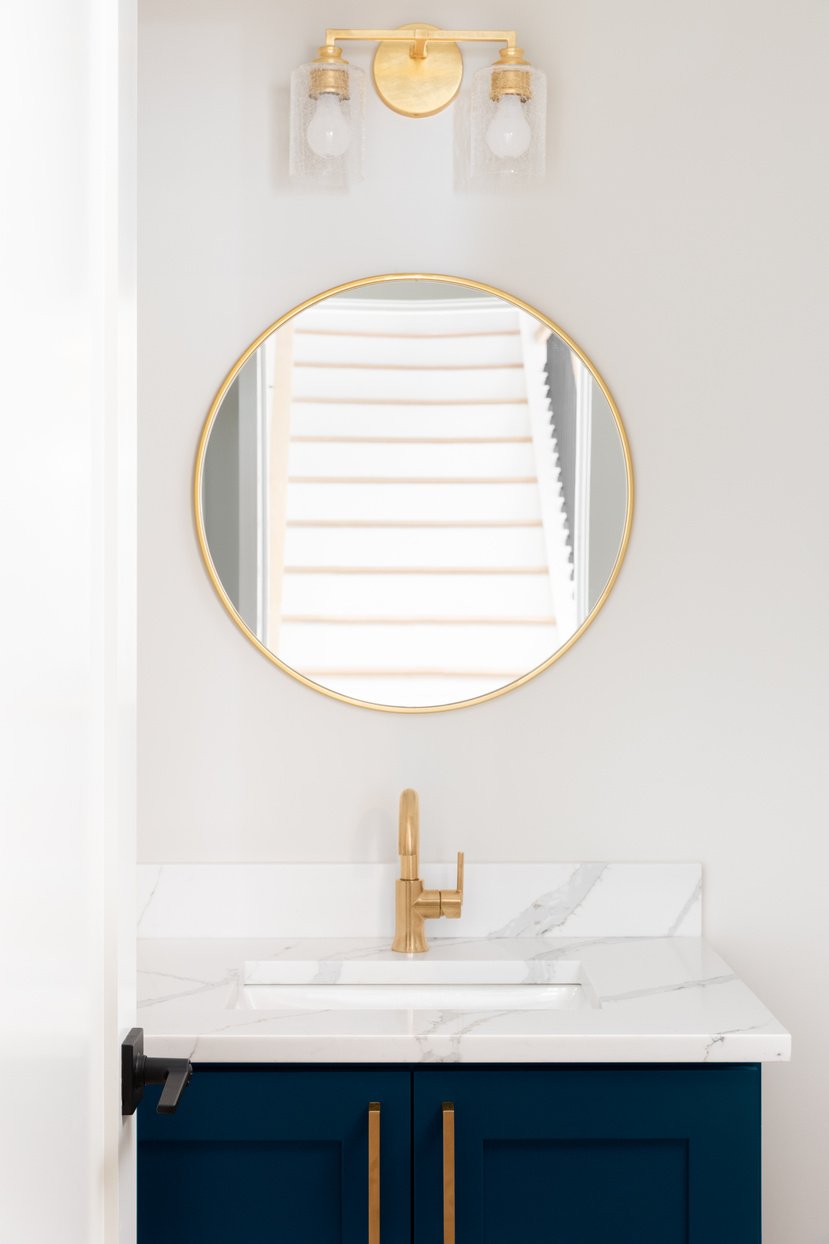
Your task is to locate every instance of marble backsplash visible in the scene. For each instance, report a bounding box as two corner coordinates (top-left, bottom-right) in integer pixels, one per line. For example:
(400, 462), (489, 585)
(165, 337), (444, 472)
(137, 861), (702, 940)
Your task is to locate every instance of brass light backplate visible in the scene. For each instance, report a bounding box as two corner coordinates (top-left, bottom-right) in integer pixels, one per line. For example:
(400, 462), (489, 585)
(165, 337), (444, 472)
(372, 24), (463, 118)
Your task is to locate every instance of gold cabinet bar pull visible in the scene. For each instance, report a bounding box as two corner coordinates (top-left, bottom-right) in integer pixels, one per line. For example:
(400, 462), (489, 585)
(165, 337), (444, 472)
(368, 1101), (380, 1244)
(442, 1101), (455, 1244)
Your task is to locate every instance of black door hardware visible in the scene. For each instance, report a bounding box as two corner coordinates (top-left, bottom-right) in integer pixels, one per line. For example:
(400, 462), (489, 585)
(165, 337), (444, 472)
(122, 1027), (193, 1116)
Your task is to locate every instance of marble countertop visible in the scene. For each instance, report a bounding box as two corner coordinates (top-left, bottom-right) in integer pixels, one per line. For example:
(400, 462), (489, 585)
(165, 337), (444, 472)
(138, 935), (791, 1065)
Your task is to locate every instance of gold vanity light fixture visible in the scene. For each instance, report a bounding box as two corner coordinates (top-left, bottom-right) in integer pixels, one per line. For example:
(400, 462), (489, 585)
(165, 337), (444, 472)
(289, 25), (547, 189)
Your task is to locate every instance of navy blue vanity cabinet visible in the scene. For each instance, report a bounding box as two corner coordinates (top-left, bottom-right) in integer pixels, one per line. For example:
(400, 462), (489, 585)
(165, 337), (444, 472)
(138, 1067), (411, 1243)
(414, 1065), (761, 1244)
(139, 1064), (761, 1243)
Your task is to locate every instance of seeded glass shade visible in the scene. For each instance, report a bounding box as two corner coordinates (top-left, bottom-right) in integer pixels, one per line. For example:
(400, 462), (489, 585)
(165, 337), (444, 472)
(468, 61), (546, 188)
(289, 58), (365, 190)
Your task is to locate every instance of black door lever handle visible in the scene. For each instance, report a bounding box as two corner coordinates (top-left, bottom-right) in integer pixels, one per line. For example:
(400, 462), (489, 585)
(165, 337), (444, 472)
(122, 1027), (193, 1116)
(145, 1054), (193, 1115)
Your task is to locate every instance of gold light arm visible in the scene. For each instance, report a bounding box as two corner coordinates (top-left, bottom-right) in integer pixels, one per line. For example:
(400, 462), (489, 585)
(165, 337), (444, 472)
(324, 28), (517, 53)
(368, 1102), (380, 1244)
(318, 26), (526, 119)
(442, 1102), (455, 1244)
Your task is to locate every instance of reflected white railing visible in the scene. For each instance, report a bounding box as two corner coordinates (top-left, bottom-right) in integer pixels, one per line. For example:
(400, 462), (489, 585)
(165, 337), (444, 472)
(519, 312), (577, 640)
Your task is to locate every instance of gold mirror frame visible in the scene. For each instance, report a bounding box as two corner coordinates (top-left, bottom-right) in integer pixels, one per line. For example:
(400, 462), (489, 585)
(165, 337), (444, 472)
(194, 273), (634, 713)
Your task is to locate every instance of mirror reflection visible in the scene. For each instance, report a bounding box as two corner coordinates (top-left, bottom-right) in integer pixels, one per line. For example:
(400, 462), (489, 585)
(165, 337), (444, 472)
(198, 278), (631, 709)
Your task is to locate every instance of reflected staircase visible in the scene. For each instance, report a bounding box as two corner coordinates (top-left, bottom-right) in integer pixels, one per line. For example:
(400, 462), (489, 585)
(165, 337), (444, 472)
(267, 296), (572, 706)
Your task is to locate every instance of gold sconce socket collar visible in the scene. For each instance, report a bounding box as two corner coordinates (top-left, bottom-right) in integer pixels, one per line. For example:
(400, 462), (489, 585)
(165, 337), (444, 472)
(310, 44), (350, 100)
(491, 45), (532, 102)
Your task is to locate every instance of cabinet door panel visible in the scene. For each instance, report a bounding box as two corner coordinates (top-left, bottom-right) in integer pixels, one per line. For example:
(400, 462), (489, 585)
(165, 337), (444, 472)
(483, 1137), (687, 1241)
(414, 1066), (760, 1244)
(139, 1068), (410, 1244)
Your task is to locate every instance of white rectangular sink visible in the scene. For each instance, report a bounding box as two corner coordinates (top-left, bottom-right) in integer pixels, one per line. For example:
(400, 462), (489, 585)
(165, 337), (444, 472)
(238, 951), (597, 1012)
(243, 955), (583, 987)
(241, 982), (589, 1011)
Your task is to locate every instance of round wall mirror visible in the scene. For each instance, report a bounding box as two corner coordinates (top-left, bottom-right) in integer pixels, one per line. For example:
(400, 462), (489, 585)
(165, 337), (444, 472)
(195, 275), (633, 712)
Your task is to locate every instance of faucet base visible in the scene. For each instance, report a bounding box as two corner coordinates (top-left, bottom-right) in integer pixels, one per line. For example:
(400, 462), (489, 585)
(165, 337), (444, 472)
(391, 929), (430, 954)
(392, 878), (439, 953)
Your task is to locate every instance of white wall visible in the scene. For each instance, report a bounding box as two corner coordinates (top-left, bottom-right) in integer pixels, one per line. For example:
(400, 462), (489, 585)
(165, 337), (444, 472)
(138, 2), (829, 1238)
(1, 3), (137, 1241)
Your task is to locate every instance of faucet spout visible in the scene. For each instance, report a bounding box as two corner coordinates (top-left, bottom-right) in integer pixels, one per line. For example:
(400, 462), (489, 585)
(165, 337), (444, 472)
(398, 788), (419, 880)
(391, 789), (464, 953)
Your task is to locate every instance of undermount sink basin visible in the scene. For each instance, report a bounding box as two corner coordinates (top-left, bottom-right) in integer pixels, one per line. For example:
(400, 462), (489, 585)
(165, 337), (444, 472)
(241, 982), (589, 1011)
(238, 953), (597, 1012)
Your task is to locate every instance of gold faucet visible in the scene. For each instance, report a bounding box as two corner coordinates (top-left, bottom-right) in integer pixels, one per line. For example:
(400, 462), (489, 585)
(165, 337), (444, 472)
(391, 789), (464, 953)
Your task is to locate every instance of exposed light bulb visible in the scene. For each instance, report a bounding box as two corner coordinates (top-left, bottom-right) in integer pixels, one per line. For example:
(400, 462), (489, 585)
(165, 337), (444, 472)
(306, 93), (351, 158)
(485, 95), (532, 159)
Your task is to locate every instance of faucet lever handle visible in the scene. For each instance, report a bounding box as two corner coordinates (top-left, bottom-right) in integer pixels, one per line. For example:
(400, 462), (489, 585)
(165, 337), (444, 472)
(441, 851), (465, 920)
